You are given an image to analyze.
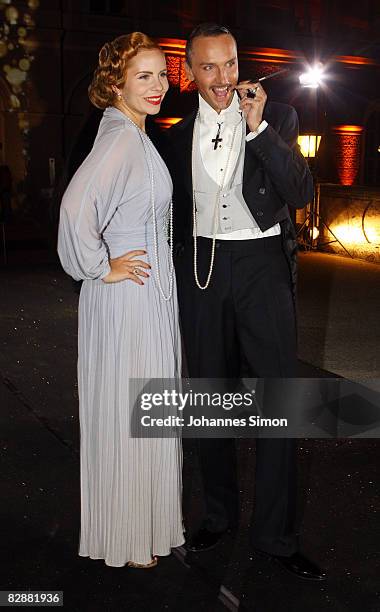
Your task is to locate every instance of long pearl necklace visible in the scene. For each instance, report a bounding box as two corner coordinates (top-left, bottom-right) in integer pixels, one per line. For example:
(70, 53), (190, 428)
(192, 112), (242, 290)
(124, 114), (174, 301)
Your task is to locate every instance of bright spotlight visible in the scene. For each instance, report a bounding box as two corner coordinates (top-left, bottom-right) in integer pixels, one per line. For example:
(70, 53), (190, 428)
(299, 64), (325, 88)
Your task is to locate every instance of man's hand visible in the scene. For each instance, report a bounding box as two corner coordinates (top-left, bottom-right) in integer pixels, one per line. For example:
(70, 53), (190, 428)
(235, 81), (267, 133)
(102, 250), (151, 285)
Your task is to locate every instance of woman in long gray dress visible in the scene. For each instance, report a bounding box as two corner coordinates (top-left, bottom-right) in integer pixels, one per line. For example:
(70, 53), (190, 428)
(58, 33), (184, 568)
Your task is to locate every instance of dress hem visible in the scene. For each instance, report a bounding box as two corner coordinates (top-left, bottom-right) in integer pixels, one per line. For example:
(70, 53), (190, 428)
(78, 536), (186, 568)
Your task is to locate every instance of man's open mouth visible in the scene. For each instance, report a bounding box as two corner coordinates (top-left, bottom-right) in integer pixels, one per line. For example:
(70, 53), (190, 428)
(211, 86), (232, 99)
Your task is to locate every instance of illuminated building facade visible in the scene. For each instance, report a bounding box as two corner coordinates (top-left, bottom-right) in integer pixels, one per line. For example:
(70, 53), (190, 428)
(0, 0), (379, 255)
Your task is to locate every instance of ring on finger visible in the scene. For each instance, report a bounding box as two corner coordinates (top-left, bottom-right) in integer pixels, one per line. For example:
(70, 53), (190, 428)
(133, 267), (140, 275)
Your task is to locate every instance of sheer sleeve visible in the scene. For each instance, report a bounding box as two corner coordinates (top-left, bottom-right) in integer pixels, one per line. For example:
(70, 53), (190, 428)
(57, 127), (134, 281)
(58, 183), (111, 281)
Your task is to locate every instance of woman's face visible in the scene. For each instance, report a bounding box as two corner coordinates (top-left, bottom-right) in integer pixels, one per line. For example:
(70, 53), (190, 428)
(117, 48), (169, 117)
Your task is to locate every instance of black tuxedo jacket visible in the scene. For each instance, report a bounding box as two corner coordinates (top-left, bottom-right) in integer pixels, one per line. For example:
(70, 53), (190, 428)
(165, 100), (314, 294)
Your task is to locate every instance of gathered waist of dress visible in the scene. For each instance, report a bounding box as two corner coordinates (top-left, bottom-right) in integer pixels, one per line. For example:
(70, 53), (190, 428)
(103, 225), (169, 253)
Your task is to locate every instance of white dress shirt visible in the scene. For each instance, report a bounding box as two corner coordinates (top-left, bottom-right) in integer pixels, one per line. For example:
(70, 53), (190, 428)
(198, 92), (280, 240)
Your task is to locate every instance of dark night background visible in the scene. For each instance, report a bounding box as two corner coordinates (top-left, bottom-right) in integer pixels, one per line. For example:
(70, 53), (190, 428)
(0, 2), (380, 611)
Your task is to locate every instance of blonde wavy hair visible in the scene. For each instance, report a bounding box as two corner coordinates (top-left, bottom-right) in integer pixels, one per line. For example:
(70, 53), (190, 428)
(88, 32), (161, 109)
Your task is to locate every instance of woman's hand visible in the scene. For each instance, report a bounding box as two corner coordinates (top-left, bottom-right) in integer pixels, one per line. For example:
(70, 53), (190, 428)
(102, 250), (151, 285)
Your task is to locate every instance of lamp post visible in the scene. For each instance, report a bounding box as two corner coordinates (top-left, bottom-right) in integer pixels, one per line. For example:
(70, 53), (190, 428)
(297, 64), (324, 250)
(298, 134), (322, 159)
(296, 133), (322, 248)
(297, 65), (353, 258)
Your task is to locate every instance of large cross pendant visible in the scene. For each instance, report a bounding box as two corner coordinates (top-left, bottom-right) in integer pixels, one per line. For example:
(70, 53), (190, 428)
(212, 122), (223, 150)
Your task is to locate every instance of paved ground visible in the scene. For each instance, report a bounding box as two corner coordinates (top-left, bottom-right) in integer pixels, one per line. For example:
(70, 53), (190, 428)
(297, 252), (380, 380)
(1, 250), (379, 611)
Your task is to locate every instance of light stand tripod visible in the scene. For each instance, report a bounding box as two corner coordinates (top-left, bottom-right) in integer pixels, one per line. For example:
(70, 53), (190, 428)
(296, 173), (354, 258)
(296, 170), (319, 251)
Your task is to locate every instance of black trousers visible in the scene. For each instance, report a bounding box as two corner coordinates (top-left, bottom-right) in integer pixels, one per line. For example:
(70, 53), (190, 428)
(176, 234), (298, 556)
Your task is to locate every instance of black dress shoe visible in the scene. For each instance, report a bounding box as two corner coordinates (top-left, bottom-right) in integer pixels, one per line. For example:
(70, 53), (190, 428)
(185, 527), (227, 552)
(254, 550), (327, 581)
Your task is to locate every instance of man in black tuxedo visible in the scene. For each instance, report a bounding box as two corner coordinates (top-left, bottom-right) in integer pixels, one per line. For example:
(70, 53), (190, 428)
(168, 23), (326, 581)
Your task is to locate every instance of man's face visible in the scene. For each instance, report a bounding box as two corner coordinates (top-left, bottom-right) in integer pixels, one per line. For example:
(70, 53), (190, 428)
(185, 34), (239, 112)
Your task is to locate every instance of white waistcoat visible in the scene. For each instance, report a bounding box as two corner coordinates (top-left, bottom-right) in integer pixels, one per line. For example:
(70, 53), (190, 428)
(192, 118), (260, 236)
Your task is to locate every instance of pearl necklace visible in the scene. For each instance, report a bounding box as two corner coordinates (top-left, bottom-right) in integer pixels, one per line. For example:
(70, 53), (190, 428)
(124, 114), (174, 301)
(192, 111), (242, 290)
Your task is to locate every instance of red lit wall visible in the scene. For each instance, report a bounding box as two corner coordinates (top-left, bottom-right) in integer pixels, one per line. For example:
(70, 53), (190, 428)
(332, 126), (363, 186)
